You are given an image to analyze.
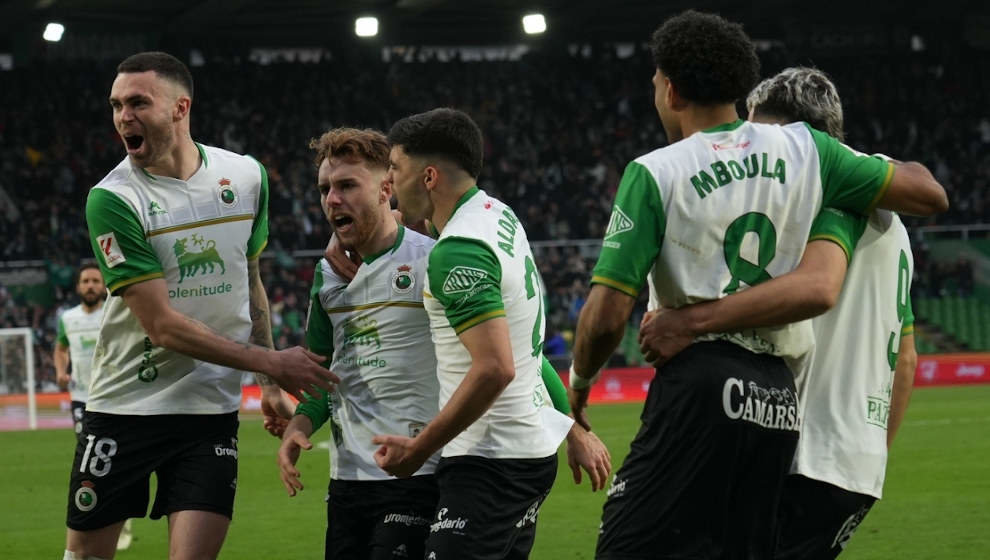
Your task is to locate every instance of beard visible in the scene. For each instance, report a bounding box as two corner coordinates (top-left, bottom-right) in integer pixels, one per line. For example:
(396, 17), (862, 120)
(80, 291), (103, 307)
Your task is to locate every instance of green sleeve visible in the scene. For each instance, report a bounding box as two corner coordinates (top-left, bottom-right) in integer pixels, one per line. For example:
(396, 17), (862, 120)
(86, 188), (164, 295)
(56, 316), (69, 347)
(806, 124), (895, 215)
(246, 160), (270, 259)
(902, 295), (915, 334)
(294, 388), (331, 433)
(590, 161), (665, 297)
(540, 355), (570, 414)
(807, 207), (868, 263)
(305, 263), (334, 367)
(427, 237), (504, 334)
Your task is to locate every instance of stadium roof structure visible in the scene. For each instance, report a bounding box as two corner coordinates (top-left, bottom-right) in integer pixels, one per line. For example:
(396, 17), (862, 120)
(0, 0), (984, 49)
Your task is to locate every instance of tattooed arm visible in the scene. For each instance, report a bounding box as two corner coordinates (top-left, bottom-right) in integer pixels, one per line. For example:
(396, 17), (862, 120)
(248, 258), (297, 434)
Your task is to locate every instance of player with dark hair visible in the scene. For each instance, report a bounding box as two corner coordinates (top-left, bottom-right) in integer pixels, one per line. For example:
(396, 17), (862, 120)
(64, 51), (335, 560)
(55, 263), (105, 436)
(568, 11), (947, 559)
(373, 108), (609, 559)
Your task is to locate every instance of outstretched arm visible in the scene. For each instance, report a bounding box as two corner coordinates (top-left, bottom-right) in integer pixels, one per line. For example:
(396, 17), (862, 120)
(248, 258), (296, 435)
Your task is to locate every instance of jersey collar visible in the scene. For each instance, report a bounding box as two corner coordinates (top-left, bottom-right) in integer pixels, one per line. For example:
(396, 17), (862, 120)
(701, 119), (745, 133)
(450, 185), (480, 218)
(363, 223), (406, 265)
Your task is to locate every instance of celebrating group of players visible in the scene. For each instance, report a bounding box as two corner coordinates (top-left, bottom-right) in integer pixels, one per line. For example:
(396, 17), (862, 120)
(56, 8), (947, 560)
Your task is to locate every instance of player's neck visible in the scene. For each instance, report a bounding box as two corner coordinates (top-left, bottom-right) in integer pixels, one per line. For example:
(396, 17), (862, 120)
(430, 178), (477, 234)
(356, 209), (399, 260)
(144, 133), (201, 181)
(678, 104), (741, 139)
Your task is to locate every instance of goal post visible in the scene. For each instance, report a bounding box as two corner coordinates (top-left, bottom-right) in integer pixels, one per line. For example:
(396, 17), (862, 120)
(0, 327), (36, 430)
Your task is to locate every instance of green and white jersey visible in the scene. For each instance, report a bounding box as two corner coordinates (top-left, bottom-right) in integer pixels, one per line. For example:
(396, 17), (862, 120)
(299, 225), (441, 481)
(56, 303), (105, 402)
(793, 210), (914, 498)
(425, 187), (572, 459)
(84, 143), (268, 415)
(594, 120), (894, 361)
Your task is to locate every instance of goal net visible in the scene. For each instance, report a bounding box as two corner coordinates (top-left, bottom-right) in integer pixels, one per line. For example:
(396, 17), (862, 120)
(0, 327), (38, 430)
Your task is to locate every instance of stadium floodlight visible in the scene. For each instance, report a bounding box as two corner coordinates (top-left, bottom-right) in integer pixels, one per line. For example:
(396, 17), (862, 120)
(522, 13), (547, 35)
(43, 22), (65, 42)
(355, 17), (379, 38)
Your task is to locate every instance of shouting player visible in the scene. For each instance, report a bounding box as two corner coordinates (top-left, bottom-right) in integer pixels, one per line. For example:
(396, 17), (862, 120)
(65, 51), (334, 560)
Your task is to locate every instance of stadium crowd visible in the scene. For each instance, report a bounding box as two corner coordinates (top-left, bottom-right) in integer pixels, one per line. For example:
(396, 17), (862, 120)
(1, 44), (988, 388)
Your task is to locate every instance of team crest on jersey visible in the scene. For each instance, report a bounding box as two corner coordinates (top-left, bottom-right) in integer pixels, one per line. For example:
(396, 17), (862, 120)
(604, 206), (634, 240)
(218, 178), (238, 207)
(442, 266), (487, 295)
(96, 232), (126, 268)
(392, 264), (415, 294)
(75, 481), (98, 512)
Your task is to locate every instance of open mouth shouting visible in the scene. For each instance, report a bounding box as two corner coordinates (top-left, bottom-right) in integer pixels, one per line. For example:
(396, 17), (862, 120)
(123, 134), (145, 155)
(331, 213), (355, 235)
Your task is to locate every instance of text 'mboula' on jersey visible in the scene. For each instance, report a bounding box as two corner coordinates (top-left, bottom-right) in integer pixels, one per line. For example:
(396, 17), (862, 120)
(299, 225), (442, 481)
(425, 187), (573, 459)
(794, 209), (914, 499)
(57, 303), (105, 402)
(85, 142), (268, 415)
(595, 120), (894, 361)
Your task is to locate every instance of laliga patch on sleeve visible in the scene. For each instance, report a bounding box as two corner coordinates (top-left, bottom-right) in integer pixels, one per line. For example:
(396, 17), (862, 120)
(97, 232), (127, 268)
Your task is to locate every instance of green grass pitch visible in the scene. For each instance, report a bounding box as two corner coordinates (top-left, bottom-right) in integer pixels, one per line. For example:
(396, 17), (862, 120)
(2, 384), (988, 558)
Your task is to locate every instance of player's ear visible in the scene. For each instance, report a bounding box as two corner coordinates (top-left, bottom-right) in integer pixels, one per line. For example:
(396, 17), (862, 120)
(379, 172), (393, 203)
(666, 77), (687, 111)
(174, 95), (192, 122)
(423, 165), (439, 192)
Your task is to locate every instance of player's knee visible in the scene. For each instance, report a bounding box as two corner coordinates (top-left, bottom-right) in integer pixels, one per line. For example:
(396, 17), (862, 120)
(63, 550), (111, 560)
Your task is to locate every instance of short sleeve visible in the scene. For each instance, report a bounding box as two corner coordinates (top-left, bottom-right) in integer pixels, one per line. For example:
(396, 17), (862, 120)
(56, 316), (69, 347)
(590, 161), (665, 297)
(427, 237), (504, 334)
(246, 159), (270, 259)
(86, 188), (164, 295)
(806, 124), (895, 215)
(807, 207), (868, 263)
(305, 263), (334, 367)
(540, 355), (570, 414)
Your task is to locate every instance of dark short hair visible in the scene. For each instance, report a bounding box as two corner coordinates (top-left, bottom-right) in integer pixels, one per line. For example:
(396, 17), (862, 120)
(117, 51), (194, 98)
(747, 67), (845, 141)
(309, 128), (390, 171)
(387, 108), (483, 179)
(650, 10), (759, 105)
(75, 262), (102, 285)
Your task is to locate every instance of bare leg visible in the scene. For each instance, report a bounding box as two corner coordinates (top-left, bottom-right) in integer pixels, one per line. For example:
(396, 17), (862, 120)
(66, 521), (126, 560)
(168, 510), (230, 560)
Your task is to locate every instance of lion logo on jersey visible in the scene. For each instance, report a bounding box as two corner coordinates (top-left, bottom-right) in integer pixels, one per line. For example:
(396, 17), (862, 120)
(173, 235), (226, 283)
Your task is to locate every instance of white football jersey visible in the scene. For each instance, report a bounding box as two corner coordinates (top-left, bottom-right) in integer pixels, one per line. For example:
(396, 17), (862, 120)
(56, 303), (105, 402)
(425, 187), (572, 459)
(792, 211), (914, 498)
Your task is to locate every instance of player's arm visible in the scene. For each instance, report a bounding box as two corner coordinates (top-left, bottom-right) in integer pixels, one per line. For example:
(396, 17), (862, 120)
(373, 237), (513, 477)
(570, 161), (664, 423)
(639, 208), (862, 365)
(248, 258), (296, 432)
(86, 188), (336, 402)
(277, 413), (315, 496)
(888, 295), (917, 447)
(54, 316), (71, 391)
(809, 125), (947, 217)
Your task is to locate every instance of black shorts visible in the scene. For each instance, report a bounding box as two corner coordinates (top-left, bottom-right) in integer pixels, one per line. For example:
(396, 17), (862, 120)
(775, 475), (877, 560)
(597, 341), (800, 560)
(66, 411), (239, 531)
(325, 475), (439, 560)
(425, 454), (558, 560)
(71, 401), (86, 437)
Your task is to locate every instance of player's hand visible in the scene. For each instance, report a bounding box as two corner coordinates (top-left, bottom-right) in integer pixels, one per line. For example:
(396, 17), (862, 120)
(566, 426), (611, 491)
(568, 386), (593, 432)
(56, 371), (71, 392)
(638, 308), (695, 367)
(325, 233), (361, 281)
(372, 434), (429, 478)
(261, 387), (295, 438)
(268, 347), (338, 402)
(277, 431), (313, 496)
